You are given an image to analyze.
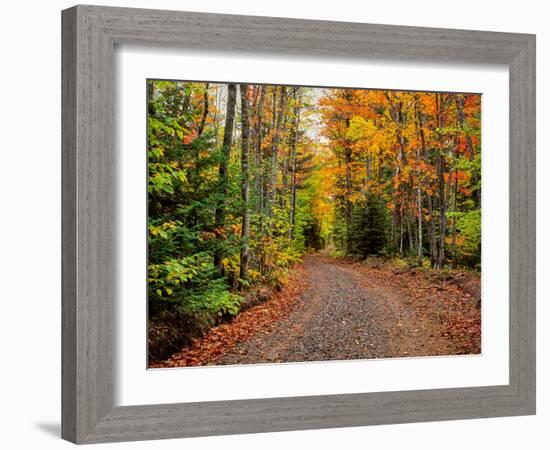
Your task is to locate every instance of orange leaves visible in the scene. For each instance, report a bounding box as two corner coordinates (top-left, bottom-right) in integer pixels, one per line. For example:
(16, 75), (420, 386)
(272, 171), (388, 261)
(419, 92), (437, 115)
(310, 87), (479, 251)
(152, 264), (309, 367)
(361, 262), (481, 355)
(182, 130), (196, 144)
(455, 170), (471, 183)
(463, 94), (481, 116)
(444, 170), (472, 190)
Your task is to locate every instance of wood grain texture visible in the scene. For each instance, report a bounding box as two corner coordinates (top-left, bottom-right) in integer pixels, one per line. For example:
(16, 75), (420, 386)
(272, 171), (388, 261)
(61, 4), (536, 444)
(61, 7), (77, 443)
(508, 37), (536, 408)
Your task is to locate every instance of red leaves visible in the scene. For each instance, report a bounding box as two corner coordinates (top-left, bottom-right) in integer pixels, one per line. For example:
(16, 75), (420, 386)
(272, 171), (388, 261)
(374, 265), (481, 355)
(151, 264), (309, 368)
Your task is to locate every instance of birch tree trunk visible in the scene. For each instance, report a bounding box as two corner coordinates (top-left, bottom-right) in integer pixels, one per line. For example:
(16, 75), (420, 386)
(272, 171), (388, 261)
(239, 84), (251, 285)
(268, 86), (287, 216)
(254, 86), (265, 213)
(406, 204), (414, 254)
(289, 89), (301, 238)
(213, 83), (237, 274)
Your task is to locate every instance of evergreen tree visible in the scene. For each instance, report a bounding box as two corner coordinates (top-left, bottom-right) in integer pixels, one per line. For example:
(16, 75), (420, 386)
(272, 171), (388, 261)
(348, 196), (387, 258)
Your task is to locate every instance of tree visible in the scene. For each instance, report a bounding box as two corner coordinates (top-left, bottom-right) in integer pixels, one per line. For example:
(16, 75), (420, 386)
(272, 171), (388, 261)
(213, 83), (237, 274)
(239, 84), (251, 285)
(289, 88), (301, 238)
(268, 86), (287, 216)
(319, 88), (480, 268)
(146, 79), (481, 361)
(348, 196), (386, 257)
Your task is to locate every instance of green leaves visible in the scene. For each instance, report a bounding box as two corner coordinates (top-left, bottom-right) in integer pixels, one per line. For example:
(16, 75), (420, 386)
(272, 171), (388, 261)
(149, 172), (174, 194)
(149, 220), (179, 240)
(148, 163), (188, 195)
(452, 209), (481, 257)
(148, 252), (243, 320)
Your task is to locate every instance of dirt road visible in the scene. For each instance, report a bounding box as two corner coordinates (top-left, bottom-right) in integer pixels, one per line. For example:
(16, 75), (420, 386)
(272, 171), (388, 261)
(154, 254), (480, 368)
(215, 255), (454, 365)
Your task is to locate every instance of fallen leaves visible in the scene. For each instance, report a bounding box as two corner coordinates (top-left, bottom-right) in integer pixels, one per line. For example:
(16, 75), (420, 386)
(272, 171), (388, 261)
(361, 262), (481, 355)
(151, 257), (481, 369)
(151, 263), (309, 368)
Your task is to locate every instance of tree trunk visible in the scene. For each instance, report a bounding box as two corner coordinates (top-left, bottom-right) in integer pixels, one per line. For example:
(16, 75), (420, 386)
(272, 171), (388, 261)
(213, 86), (221, 147)
(437, 153), (447, 269)
(384, 92), (408, 165)
(147, 81), (155, 115)
(289, 89), (301, 238)
(414, 97), (428, 264)
(280, 108), (291, 209)
(268, 86), (287, 216)
(426, 194), (438, 267)
(213, 83), (237, 274)
(435, 93), (452, 269)
(263, 87), (277, 217)
(399, 206), (404, 255)
(417, 180), (423, 262)
(365, 155), (372, 194)
(239, 84), (251, 286)
(455, 94), (475, 161)
(406, 202), (414, 254)
(197, 83), (209, 137)
(450, 176), (458, 267)
(343, 115), (354, 248)
(181, 83), (191, 116)
(254, 86), (266, 213)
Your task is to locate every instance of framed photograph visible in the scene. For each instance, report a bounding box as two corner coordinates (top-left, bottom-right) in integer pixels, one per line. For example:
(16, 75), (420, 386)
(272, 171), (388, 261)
(62, 5), (536, 444)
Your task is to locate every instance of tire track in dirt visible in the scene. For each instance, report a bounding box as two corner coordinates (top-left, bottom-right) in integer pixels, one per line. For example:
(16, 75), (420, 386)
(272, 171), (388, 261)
(160, 254), (462, 368)
(217, 255), (400, 364)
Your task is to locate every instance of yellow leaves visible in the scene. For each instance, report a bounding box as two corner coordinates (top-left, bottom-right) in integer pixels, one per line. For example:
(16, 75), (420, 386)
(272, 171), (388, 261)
(312, 202), (332, 217)
(149, 220), (178, 239)
(248, 269), (262, 280)
(346, 116), (377, 142)
(302, 87), (481, 254)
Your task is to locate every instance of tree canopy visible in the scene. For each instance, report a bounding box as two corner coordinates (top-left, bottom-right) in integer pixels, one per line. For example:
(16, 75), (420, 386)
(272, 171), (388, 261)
(147, 80), (481, 360)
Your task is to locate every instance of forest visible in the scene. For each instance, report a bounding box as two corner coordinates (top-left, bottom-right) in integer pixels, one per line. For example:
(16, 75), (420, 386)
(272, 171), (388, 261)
(147, 80), (482, 364)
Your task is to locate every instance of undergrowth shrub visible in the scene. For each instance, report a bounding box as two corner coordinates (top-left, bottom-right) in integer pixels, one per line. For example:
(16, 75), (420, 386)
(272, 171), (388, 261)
(148, 252), (243, 361)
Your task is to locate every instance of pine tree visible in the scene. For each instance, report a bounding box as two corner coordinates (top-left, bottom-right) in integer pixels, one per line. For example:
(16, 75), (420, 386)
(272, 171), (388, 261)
(348, 196), (387, 258)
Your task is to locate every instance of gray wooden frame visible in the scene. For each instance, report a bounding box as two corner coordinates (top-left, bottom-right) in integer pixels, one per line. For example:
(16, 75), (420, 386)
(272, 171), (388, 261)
(62, 4), (536, 444)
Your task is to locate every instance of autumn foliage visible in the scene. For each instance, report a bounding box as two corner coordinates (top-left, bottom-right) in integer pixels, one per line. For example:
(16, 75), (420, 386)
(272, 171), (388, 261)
(318, 89), (481, 268)
(147, 80), (481, 363)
